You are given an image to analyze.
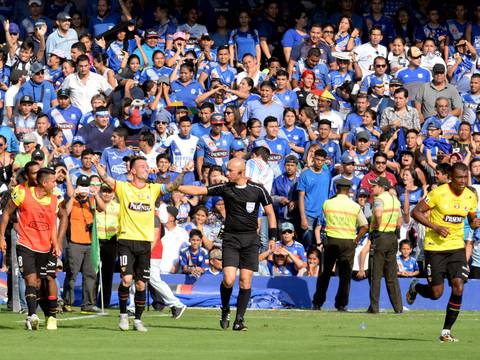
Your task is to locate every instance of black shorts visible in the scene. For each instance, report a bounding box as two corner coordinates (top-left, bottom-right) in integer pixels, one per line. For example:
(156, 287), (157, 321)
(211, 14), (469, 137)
(424, 249), (469, 286)
(222, 232), (260, 271)
(16, 245), (56, 278)
(118, 239), (151, 282)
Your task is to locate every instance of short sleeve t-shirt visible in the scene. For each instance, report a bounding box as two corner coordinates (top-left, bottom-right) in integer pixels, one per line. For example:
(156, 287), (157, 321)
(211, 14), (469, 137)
(115, 181), (167, 242)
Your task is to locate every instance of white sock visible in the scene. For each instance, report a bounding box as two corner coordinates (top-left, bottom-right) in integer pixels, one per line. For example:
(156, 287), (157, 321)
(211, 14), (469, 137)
(441, 329), (451, 336)
(120, 313), (128, 319)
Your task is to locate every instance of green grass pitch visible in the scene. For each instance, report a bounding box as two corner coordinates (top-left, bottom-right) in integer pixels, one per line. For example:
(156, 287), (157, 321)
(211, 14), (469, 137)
(0, 307), (478, 359)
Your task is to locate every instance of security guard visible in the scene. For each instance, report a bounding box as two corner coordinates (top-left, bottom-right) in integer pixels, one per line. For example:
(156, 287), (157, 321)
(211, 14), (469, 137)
(367, 176), (403, 313)
(312, 178), (369, 311)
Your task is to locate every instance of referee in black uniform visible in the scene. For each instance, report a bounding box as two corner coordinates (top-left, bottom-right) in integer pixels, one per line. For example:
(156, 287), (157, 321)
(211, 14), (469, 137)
(179, 158), (277, 331)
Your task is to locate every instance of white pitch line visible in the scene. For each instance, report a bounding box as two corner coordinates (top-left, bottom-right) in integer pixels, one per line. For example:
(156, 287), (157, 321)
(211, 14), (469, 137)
(15, 313), (108, 323)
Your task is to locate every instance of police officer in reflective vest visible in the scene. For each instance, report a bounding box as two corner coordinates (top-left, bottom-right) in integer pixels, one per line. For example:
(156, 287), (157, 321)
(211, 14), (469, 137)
(367, 176), (403, 313)
(312, 178), (369, 311)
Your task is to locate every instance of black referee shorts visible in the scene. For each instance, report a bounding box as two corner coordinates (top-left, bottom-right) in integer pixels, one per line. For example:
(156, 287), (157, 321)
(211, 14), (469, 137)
(222, 232), (260, 271)
(118, 239), (151, 282)
(16, 245), (56, 278)
(425, 249), (469, 286)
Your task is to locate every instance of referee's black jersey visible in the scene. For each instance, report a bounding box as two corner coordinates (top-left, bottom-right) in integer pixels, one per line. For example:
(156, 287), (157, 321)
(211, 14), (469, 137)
(207, 181), (272, 233)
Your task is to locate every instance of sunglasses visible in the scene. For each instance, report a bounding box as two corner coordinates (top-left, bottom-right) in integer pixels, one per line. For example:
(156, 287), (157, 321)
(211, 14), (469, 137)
(0, 143), (4, 147)
(282, 230), (293, 234)
(35, 70), (45, 75)
(375, 161), (386, 165)
(375, 64), (387, 68)
(323, 30), (334, 34)
(224, 111), (234, 115)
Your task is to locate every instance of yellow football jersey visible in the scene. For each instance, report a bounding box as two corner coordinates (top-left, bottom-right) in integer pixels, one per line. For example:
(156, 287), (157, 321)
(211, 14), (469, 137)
(424, 184), (477, 251)
(115, 181), (166, 242)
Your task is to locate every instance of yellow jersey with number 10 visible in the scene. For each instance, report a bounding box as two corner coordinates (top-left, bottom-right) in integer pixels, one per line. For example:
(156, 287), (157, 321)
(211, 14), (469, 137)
(424, 184), (477, 251)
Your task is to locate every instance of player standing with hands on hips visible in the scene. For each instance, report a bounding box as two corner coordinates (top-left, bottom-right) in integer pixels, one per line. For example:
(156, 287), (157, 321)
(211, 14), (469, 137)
(179, 158), (277, 331)
(409, 163), (480, 342)
(92, 155), (190, 332)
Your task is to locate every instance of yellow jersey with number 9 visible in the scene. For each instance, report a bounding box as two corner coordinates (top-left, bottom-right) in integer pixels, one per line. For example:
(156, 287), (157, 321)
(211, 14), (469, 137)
(114, 181), (167, 242)
(424, 184), (477, 251)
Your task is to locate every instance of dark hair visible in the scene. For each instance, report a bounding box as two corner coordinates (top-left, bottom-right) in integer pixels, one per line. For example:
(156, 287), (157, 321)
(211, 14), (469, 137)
(314, 149), (327, 158)
(317, 119), (332, 127)
(127, 54), (140, 66)
(300, 106), (316, 121)
(394, 87), (408, 98)
(71, 41), (87, 54)
(113, 126), (128, 140)
(459, 121), (472, 131)
(142, 80), (156, 94)
(189, 229), (203, 239)
(242, 52), (255, 61)
(306, 247), (321, 260)
(247, 118), (261, 132)
(129, 155), (147, 169)
(24, 161), (40, 175)
(241, 77), (254, 91)
(76, 54), (90, 65)
(20, 40), (34, 52)
(369, 25), (383, 35)
(338, 16), (354, 33)
(373, 151), (388, 163)
(399, 239), (413, 250)
(259, 80), (276, 90)
(156, 153), (170, 163)
(451, 162), (468, 174)
(139, 130), (155, 147)
(263, 116), (278, 126)
(199, 102), (214, 111)
(178, 115), (192, 125)
(405, 128), (419, 136)
(81, 149), (94, 158)
(48, 126), (63, 139)
(276, 68), (288, 78)
(192, 205), (209, 217)
(307, 47), (321, 58)
(93, 52), (109, 66)
(436, 162), (451, 175)
(0, 134), (6, 144)
(393, 7), (415, 46)
(180, 62), (194, 73)
(252, 146), (270, 162)
(283, 107), (296, 119)
(217, 45), (229, 52)
(37, 167), (56, 184)
(152, 50), (165, 59)
(267, 56), (281, 66)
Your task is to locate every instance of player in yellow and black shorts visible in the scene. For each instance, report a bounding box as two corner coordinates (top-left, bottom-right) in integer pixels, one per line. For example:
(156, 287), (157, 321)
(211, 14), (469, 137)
(410, 163), (480, 342)
(93, 155), (191, 332)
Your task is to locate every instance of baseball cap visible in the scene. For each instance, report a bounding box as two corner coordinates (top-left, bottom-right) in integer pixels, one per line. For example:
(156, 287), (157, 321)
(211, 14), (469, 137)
(145, 29), (159, 38)
(280, 222), (295, 232)
(369, 176), (391, 189)
(173, 31), (187, 40)
(427, 119), (442, 130)
(200, 33), (212, 41)
(23, 132), (38, 144)
(335, 177), (353, 187)
(285, 155), (299, 164)
(72, 135), (86, 145)
(50, 49), (66, 59)
(8, 23), (20, 34)
(57, 88), (70, 97)
(356, 131), (370, 142)
(232, 139), (246, 151)
(167, 206), (178, 219)
(76, 174), (91, 187)
(29, 0), (42, 6)
(154, 110), (172, 124)
(35, 19), (47, 27)
(357, 188), (370, 197)
(57, 12), (71, 21)
(19, 95), (34, 104)
(341, 153), (355, 164)
(209, 248), (222, 260)
(31, 149), (44, 160)
(389, 77), (402, 86)
(432, 63), (446, 74)
(407, 46), (422, 58)
(210, 113), (224, 125)
(370, 77), (385, 88)
(30, 62), (44, 74)
(331, 51), (352, 61)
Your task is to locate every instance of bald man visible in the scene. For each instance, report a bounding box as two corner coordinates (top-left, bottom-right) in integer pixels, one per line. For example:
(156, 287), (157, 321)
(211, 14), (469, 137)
(179, 159), (277, 331)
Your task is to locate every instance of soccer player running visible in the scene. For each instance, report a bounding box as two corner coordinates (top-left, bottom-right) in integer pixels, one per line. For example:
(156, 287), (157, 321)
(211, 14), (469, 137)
(178, 158), (277, 331)
(409, 163), (480, 342)
(92, 155), (188, 332)
(0, 167), (68, 330)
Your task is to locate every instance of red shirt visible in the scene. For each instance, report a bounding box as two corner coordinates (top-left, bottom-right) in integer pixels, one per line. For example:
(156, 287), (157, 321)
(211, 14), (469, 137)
(360, 171), (397, 202)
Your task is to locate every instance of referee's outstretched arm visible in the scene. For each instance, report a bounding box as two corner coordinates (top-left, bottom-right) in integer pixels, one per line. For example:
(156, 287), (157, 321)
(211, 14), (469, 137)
(178, 185), (209, 196)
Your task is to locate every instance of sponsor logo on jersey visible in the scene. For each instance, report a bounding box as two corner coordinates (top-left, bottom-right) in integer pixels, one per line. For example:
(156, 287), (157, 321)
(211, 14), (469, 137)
(269, 153), (283, 161)
(246, 202), (255, 213)
(210, 150), (229, 158)
(443, 215), (464, 223)
(128, 202), (151, 212)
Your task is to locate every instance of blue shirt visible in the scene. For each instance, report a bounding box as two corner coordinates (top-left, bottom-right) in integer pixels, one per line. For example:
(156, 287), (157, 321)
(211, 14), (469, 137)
(415, 23), (448, 43)
(362, 14), (395, 45)
(89, 13), (121, 38)
(139, 65), (173, 85)
(341, 149), (375, 179)
(204, 63), (237, 88)
(329, 174), (362, 198)
(0, 126), (19, 153)
(421, 115), (460, 138)
(254, 137), (290, 178)
(360, 74), (392, 94)
(241, 99), (285, 127)
(179, 246), (209, 271)
(191, 123), (211, 138)
(196, 131), (234, 170)
(397, 255), (419, 273)
(170, 80), (204, 108)
(47, 105), (83, 143)
(297, 168), (331, 218)
(17, 80), (57, 113)
(292, 59), (329, 89)
(106, 40), (137, 73)
(345, 125), (382, 148)
(100, 146), (134, 181)
(281, 28), (309, 50)
(328, 69), (355, 90)
(272, 173), (298, 221)
(396, 66), (431, 85)
(275, 240), (306, 275)
(228, 28), (259, 61)
(274, 89), (299, 109)
(278, 126), (307, 158)
(304, 140), (341, 174)
(343, 112), (363, 134)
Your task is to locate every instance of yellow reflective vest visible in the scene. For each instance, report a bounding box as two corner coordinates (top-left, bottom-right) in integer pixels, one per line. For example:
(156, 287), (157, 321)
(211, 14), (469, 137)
(370, 191), (401, 233)
(323, 194), (361, 239)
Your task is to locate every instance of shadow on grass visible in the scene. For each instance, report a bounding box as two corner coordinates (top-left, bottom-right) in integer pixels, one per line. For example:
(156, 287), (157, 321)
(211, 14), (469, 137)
(0, 324), (18, 330)
(148, 324), (223, 332)
(325, 334), (431, 342)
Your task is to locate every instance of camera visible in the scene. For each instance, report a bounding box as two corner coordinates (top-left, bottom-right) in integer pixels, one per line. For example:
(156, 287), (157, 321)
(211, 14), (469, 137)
(85, 223), (93, 232)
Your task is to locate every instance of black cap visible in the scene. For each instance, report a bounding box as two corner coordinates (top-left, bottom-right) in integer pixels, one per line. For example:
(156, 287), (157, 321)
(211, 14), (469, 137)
(76, 174), (90, 187)
(31, 149), (44, 160)
(167, 206), (178, 219)
(335, 178), (353, 188)
(356, 131), (370, 142)
(358, 188), (370, 197)
(284, 155), (299, 164)
(20, 95), (34, 103)
(369, 176), (391, 189)
(57, 88), (70, 97)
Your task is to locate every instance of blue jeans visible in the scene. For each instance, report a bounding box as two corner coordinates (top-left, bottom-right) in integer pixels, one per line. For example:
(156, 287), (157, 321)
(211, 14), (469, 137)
(302, 216), (317, 250)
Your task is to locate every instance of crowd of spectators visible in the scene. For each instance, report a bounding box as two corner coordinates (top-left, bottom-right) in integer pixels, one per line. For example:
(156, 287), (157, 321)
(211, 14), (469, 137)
(3, 0), (480, 311)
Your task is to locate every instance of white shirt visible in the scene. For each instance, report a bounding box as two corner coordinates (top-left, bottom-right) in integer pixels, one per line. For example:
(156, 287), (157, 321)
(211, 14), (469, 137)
(353, 42), (387, 79)
(61, 72), (112, 113)
(139, 148), (160, 170)
(317, 110), (344, 134)
(420, 53), (446, 74)
(245, 157), (274, 193)
(160, 225), (189, 273)
(3, 85), (19, 124)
